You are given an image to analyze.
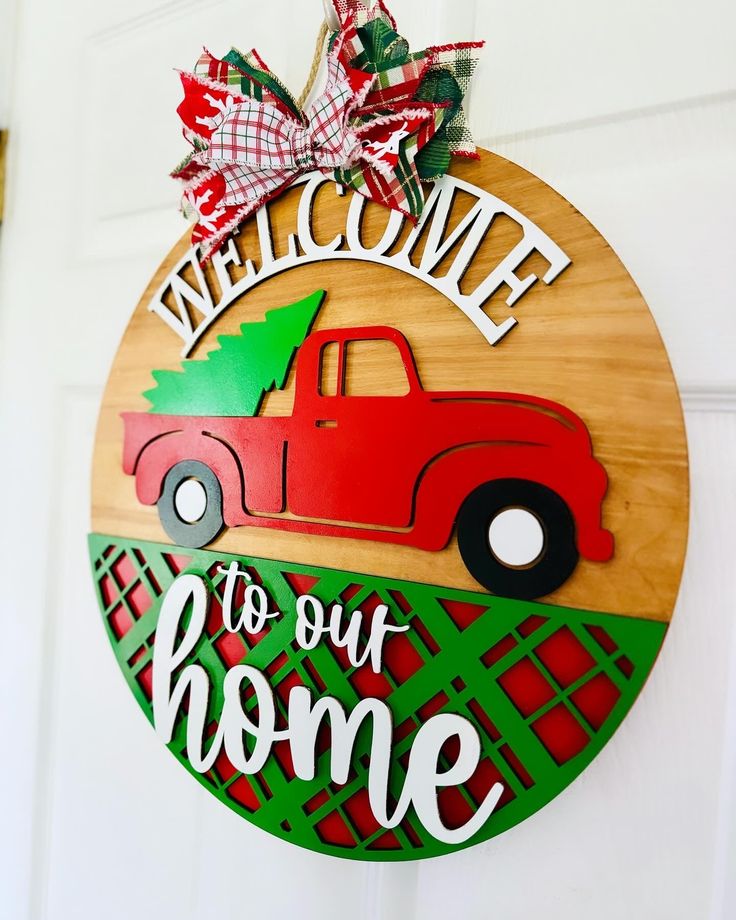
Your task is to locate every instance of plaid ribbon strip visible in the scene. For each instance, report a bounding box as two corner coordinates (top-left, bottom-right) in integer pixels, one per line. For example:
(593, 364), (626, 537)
(205, 57), (367, 206)
(172, 0), (484, 261)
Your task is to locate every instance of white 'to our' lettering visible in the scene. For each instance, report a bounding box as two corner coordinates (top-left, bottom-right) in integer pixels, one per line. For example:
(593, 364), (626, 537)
(295, 593), (409, 672)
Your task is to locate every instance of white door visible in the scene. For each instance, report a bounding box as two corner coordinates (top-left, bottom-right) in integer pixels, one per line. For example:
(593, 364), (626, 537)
(0, 1), (734, 919)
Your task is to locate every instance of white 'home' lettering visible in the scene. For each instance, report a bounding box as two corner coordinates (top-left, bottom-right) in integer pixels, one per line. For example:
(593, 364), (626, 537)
(152, 574), (505, 846)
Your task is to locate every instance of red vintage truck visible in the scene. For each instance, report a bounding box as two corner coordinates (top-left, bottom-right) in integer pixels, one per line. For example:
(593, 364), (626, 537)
(123, 326), (614, 600)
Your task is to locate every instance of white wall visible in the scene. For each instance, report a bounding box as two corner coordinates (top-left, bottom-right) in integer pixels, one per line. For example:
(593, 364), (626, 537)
(0, 1), (734, 918)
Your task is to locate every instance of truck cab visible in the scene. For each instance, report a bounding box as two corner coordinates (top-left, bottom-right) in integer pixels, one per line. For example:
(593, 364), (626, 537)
(287, 327), (425, 528)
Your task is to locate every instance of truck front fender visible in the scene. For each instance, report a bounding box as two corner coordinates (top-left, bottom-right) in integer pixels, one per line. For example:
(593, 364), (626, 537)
(410, 442), (611, 558)
(135, 432), (246, 524)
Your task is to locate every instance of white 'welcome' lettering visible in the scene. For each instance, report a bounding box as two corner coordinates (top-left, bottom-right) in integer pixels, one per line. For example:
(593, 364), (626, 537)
(149, 173), (571, 357)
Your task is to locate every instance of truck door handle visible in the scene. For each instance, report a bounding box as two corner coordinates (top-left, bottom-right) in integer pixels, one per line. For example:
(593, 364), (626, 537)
(316, 420), (338, 429)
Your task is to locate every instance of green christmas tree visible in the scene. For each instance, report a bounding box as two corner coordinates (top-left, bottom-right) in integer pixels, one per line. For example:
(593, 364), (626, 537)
(144, 290), (326, 416)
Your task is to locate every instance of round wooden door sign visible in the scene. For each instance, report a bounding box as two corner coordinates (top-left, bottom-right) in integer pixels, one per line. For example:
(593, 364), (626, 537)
(90, 151), (688, 860)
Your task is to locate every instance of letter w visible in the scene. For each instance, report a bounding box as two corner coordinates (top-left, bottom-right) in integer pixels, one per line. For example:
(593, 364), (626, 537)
(149, 254), (216, 350)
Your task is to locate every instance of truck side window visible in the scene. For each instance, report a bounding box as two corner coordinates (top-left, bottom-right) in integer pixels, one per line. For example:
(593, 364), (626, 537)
(319, 341), (340, 396)
(344, 340), (410, 397)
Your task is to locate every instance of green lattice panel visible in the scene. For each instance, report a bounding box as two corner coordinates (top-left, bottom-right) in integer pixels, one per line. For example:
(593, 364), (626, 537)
(89, 533), (667, 861)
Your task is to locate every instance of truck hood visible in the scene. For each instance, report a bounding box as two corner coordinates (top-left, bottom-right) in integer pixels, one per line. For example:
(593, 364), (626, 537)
(427, 391), (591, 448)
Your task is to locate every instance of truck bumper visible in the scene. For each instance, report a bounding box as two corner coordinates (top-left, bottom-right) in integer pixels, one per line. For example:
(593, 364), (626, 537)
(569, 456), (615, 562)
(577, 526), (615, 562)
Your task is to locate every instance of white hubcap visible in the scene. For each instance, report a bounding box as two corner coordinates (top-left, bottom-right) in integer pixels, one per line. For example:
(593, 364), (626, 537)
(174, 479), (208, 524)
(488, 508), (545, 568)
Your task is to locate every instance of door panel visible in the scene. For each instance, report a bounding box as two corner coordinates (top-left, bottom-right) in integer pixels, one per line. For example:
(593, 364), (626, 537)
(1, 1), (735, 919)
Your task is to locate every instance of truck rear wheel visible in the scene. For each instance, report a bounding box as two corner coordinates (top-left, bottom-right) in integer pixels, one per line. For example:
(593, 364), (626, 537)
(456, 479), (579, 600)
(158, 461), (224, 549)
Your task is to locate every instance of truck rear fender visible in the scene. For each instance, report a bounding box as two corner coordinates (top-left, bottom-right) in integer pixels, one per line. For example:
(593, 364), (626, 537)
(122, 412), (180, 476)
(135, 433), (246, 523)
(411, 443), (610, 558)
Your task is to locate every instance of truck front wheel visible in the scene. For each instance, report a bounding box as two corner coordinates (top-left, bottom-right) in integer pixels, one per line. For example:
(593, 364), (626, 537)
(158, 461), (225, 549)
(456, 479), (579, 601)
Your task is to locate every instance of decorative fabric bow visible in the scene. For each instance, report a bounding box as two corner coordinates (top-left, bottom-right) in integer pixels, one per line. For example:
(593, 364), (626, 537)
(173, 0), (483, 261)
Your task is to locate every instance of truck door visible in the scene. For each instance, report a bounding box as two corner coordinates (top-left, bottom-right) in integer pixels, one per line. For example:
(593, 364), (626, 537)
(287, 335), (420, 527)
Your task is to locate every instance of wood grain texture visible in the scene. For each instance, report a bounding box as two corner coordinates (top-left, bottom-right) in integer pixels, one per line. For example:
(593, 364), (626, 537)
(91, 149), (688, 621)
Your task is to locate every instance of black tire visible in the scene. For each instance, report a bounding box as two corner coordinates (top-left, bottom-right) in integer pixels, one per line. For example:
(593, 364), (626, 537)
(456, 479), (579, 600)
(158, 460), (224, 549)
